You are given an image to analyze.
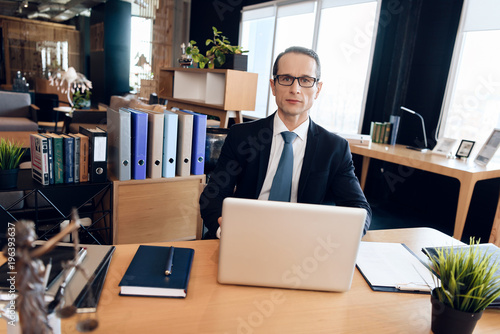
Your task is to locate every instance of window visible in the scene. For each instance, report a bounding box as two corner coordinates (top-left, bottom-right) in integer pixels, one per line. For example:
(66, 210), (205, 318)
(240, 0), (380, 134)
(130, 15), (153, 93)
(439, 0), (500, 161)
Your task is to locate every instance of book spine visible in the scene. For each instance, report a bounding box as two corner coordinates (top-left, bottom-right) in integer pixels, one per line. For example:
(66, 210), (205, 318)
(45, 136), (54, 185)
(64, 137), (75, 183)
(53, 138), (64, 184)
(73, 137), (80, 183)
(384, 122), (392, 144)
(80, 136), (89, 182)
(30, 135), (49, 185)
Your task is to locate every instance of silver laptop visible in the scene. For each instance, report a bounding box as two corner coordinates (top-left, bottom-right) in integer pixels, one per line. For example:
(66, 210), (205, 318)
(218, 198), (366, 292)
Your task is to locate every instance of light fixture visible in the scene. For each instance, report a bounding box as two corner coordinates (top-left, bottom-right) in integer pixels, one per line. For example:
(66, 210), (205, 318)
(400, 106), (428, 152)
(23, 0), (29, 8)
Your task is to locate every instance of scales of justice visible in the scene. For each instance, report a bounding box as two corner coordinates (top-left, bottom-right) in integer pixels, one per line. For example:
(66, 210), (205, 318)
(1, 209), (99, 333)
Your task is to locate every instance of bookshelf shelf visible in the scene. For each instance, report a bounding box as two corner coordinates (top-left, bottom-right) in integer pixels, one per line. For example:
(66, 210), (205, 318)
(158, 67), (258, 128)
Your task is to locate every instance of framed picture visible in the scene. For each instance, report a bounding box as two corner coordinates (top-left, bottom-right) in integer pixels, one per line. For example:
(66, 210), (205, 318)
(432, 138), (457, 156)
(455, 140), (475, 158)
(474, 128), (500, 166)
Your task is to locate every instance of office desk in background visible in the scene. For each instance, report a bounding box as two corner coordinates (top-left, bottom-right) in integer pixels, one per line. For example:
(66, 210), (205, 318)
(350, 143), (500, 244)
(1, 228), (496, 334)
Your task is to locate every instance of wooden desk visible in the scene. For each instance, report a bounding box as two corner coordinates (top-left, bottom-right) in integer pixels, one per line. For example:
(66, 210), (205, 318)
(350, 143), (500, 242)
(4, 228), (492, 334)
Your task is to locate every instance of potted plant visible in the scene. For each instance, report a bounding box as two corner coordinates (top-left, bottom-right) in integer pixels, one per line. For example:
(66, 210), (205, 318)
(426, 239), (500, 334)
(73, 90), (92, 109)
(186, 27), (248, 70)
(0, 138), (26, 189)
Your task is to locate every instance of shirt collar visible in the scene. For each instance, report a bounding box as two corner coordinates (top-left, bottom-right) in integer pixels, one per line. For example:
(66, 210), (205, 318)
(274, 112), (309, 141)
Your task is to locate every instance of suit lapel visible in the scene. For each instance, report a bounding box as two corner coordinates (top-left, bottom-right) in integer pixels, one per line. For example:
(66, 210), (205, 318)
(298, 119), (319, 201)
(255, 113), (275, 197)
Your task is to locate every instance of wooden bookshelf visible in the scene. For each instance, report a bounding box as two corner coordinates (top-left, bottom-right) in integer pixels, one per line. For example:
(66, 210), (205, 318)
(158, 67), (258, 127)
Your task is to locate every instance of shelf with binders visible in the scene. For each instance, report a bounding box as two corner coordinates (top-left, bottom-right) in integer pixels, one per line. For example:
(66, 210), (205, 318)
(0, 169), (112, 247)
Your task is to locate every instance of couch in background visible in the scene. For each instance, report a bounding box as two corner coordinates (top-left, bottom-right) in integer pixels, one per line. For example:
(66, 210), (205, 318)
(0, 91), (39, 131)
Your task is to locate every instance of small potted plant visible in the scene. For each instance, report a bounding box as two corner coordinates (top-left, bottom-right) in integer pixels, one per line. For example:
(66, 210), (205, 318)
(0, 138), (26, 189)
(186, 26), (248, 70)
(426, 239), (500, 334)
(73, 90), (92, 109)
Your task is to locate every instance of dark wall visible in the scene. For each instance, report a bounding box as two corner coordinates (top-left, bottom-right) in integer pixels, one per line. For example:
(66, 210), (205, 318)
(189, 0), (267, 54)
(90, 0), (131, 105)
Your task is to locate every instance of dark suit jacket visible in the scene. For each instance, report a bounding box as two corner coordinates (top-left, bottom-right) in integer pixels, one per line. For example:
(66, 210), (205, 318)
(200, 113), (371, 239)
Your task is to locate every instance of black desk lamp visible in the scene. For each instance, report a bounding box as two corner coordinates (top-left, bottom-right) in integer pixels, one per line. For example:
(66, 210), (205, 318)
(400, 106), (428, 152)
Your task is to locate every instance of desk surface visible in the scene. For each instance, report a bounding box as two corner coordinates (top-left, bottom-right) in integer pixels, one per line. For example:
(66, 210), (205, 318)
(350, 143), (500, 176)
(7, 228), (492, 334)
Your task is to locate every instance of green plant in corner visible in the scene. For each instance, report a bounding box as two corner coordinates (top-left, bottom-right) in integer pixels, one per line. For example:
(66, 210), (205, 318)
(428, 238), (500, 313)
(73, 90), (92, 109)
(0, 138), (26, 170)
(186, 26), (247, 69)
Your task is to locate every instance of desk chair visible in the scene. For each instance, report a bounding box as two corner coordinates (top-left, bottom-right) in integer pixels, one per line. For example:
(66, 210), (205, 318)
(33, 93), (69, 132)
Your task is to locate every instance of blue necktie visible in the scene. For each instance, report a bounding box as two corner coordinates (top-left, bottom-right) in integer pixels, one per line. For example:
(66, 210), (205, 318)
(268, 131), (298, 202)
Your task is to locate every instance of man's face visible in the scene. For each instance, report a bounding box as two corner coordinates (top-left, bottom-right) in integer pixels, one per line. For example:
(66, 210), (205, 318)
(270, 52), (322, 123)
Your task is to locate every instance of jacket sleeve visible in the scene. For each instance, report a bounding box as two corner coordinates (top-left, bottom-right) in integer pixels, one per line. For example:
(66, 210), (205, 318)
(329, 141), (372, 235)
(199, 129), (242, 239)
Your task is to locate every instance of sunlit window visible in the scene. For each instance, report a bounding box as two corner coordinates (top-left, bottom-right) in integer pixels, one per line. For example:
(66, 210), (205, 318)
(240, 0), (379, 134)
(130, 16), (153, 93)
(439, 0), (500, 161)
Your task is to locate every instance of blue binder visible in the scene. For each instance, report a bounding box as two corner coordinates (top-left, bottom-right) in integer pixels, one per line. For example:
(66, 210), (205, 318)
(180, 109), (207, 175)
(162, 110), (178, 178)
(129, 108), (148, 180)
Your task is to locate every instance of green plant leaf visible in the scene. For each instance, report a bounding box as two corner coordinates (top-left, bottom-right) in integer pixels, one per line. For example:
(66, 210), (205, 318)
(0, 138), (26, 170)
(428, 238), (500, 312)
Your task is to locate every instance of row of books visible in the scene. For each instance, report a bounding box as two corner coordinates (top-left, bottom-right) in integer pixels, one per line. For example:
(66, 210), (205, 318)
(369, 115), (401, 145)
(107, 105), (207, 181)
(370, 122), (393, 144)
(30, 128), (107, 186)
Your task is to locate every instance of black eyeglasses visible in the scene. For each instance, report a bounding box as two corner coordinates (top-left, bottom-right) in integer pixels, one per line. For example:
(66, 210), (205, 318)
(274, 75), (318, 88)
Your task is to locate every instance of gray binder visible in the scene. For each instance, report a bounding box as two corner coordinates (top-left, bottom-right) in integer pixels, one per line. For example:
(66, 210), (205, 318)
(171, 109), (193, 176)
(107, 107), (131, 181)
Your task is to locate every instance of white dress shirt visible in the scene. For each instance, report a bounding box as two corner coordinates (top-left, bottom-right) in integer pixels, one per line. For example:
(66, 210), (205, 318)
(258, 113), (309, 202)
(216, 113), (309, 238)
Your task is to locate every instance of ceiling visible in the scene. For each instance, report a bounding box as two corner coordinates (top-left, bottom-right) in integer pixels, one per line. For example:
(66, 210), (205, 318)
(0, 0), (106, 22)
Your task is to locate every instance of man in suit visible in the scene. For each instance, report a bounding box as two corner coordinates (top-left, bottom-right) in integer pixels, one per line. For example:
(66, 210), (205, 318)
(200, 46), (371, 239)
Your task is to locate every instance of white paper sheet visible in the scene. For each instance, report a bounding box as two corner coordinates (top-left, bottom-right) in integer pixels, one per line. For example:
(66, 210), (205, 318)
(356, 242), (438, 292)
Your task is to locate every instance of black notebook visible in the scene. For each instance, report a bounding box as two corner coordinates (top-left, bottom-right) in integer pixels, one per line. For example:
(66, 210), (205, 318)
(119, 245), (194, 298)
(422, 243), (500, 308)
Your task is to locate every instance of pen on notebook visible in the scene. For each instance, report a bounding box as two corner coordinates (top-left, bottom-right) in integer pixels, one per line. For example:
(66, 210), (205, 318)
(165, 246), (174, 276)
